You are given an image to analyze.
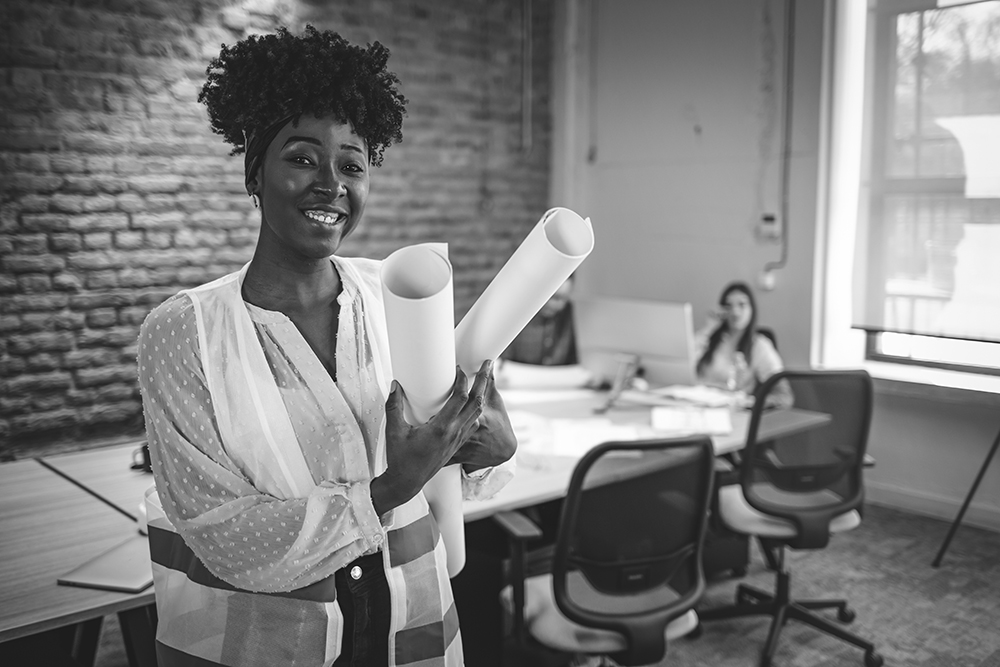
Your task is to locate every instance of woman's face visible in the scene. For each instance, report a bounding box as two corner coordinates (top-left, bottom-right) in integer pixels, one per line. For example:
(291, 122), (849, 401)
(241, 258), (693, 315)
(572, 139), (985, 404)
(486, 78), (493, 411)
(254, 115), (370, 260)
(722, 290), (753, 332)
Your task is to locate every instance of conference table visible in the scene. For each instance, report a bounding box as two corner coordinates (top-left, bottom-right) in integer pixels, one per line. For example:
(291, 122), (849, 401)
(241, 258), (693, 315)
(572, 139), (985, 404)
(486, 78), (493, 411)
(0, 457), (156, 667)
(0, 386), (829, 666)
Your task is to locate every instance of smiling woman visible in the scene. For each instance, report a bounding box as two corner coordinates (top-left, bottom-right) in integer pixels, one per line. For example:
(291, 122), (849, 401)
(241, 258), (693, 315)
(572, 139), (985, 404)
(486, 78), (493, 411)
(135, 26), (517, 667)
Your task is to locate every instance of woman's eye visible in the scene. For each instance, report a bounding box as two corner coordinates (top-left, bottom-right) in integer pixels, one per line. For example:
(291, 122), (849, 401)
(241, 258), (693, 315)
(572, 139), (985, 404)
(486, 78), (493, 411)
(343, 163), (364, 174)
(288, 155), (314, 166)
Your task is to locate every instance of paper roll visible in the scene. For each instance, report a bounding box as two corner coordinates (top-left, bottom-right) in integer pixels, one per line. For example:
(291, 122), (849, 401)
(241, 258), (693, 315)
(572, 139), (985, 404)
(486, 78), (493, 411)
(455, 207), (595, 376)
(381, 244), (456, 424)
(380, 244), (466, 576)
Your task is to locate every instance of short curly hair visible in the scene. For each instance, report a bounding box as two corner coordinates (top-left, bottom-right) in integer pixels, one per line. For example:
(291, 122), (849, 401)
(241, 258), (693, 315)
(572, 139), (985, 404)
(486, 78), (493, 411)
(198, 26), (407, 167)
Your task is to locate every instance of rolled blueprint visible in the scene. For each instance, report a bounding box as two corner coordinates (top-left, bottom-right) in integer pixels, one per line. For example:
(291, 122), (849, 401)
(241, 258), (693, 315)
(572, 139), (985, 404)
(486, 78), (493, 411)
(380, 244), (466, 576)
(455, 207), (595, 376)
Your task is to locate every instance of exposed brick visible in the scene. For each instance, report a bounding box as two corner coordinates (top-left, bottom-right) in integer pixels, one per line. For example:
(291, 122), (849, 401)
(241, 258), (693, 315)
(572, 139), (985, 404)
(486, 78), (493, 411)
(69, 292), (134, 310)
(18, 274), (53, 293)
(7, 371), (73, 393)
(131, 211), (185, 229)
(50, 154), (86, 173)
(49, 233), (83, 252)
(82, 232), (113, 249)
(75, 364), (136, 387)
(66, 212), (129, 232)
(3, 254), (66, 273)
(1, 0), (554, 452)
(114, 231), (144, 249)
(53, 311), (86, 329)
(3, 294), (70, 313)
(0, 316), (22, 333)
(64, 348), (118, 369)
(52, 272), (84, 291)
(119, 305), (152, 325)
(21, 214), (71, 232)
(13, 234), (47, 253)
(26, 353), (61, 372)
(85, 270), (119, 289)
(78, 319), (135, 341)
(86, 308), (118, 327)
(66, 250), (129, 270)
(127, 174), (184, 194)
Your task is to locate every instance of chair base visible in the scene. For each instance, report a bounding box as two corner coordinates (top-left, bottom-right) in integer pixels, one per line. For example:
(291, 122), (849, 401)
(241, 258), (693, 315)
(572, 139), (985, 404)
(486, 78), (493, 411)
(699, 570), (884, 667)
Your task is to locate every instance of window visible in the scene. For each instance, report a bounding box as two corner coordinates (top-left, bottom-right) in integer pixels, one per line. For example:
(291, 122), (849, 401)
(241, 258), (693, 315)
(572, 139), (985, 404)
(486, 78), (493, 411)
(854, 0), (1000, 375)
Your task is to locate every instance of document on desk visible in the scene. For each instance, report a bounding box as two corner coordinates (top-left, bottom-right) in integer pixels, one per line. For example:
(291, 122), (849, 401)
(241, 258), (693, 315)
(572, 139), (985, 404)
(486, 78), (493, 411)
(57, 534), (153, 594)
(650, 405), (733, 436)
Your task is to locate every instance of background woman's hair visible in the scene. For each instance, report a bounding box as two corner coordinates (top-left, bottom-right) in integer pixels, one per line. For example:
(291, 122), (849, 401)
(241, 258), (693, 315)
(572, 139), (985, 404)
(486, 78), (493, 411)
(198, 26), (407, 168)
(695, 280), (759, 374)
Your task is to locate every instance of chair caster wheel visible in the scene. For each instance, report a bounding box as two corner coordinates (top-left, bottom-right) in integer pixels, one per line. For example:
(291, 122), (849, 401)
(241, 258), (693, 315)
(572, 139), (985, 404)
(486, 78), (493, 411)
(864, 650), (884, 667)
(838, 607), (856, 623)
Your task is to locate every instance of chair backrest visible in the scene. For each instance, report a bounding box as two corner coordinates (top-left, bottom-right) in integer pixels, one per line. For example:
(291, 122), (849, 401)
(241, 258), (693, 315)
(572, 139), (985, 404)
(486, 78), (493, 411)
(551, 436), (715, 666)
(742, 369), (873, 550)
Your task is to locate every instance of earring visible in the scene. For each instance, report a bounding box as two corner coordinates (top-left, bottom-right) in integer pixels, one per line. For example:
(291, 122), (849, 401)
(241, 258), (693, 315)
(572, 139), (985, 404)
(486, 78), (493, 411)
(251, 193), (259, 209)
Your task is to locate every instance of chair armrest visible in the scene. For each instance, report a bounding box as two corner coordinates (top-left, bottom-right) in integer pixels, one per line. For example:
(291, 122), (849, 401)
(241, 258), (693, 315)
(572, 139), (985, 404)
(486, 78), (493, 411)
(493, 510), (544, 542)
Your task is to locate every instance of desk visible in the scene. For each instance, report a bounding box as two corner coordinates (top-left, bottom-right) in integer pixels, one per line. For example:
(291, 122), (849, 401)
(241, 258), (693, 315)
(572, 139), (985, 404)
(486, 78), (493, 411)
(464, 389), (831, 521)
(38, 442), (153, 521)
(0, 458), (156, 667)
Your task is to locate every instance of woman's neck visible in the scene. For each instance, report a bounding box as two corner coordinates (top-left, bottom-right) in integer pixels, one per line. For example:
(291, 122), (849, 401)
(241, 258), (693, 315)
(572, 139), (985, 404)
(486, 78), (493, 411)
(242, 251), (341, 315)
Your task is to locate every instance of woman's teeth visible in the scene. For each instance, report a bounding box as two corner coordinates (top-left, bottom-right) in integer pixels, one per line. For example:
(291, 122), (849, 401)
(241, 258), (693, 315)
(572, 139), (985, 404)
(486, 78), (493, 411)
(304, 210), (343, 224)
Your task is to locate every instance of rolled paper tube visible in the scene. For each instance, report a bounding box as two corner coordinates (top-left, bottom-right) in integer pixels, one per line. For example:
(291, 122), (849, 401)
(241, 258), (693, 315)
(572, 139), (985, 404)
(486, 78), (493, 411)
(380, 244), (466, 576)
(455, 207), (595, 376)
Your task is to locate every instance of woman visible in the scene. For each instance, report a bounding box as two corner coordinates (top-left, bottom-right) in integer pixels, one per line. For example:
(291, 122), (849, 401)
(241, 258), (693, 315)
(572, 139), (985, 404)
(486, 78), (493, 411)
(137, 27), (516, 667)
(695, 281), (792, 408)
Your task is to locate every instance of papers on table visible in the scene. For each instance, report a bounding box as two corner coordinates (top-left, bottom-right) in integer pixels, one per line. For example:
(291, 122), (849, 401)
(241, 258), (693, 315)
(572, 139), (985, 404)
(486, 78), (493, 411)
(650, 405), (733, 435)
(652, 384), (744, 407)
(496, 360), (594, 390)
(510, 409), (646, 459)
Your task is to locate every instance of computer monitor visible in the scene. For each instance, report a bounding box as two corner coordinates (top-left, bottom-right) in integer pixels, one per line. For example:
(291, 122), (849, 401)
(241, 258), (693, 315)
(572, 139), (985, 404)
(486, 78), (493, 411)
(573, 296), (698, 388)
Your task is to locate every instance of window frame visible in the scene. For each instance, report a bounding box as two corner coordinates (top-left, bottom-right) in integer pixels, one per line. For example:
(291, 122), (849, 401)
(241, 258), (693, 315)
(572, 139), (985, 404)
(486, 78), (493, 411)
(860, 0), (1000, 375)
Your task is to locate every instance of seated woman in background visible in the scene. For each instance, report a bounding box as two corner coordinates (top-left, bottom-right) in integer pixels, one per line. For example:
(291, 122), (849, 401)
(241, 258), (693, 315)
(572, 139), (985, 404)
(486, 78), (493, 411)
(695, 281), (793, 409)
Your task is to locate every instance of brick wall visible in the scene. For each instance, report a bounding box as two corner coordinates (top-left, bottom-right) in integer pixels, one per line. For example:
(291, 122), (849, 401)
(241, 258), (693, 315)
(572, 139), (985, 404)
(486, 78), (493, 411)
(0, 0), (553, 458)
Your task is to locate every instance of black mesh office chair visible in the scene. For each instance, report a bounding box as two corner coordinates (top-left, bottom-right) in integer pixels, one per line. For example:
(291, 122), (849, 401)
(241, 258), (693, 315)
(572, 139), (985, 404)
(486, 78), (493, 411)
(496, 436), (715, 667)
(698, 369), (883, 667)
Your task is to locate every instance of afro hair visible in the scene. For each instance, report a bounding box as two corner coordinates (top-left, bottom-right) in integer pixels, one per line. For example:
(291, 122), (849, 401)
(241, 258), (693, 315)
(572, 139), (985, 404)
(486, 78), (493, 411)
(198, 26), (407, 167)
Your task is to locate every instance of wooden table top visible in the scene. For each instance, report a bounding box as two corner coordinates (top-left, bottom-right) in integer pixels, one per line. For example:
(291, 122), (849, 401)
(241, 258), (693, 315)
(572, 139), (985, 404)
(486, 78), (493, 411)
(0, 458), (153, 642)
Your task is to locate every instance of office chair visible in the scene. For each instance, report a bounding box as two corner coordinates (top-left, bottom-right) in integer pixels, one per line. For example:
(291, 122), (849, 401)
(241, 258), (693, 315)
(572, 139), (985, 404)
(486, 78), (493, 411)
(698, 369), (883, 667)
(496, 436), (715, 666)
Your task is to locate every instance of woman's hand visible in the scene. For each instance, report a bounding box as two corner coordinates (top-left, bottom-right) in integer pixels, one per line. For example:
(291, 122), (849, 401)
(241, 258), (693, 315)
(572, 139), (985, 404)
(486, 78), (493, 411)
(371, 366), (486, 516)
(449, 359), (517, 472)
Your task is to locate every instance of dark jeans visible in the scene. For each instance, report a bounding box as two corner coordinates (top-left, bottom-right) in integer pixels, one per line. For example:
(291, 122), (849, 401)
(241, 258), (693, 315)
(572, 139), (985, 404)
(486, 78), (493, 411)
(332, 551), (391, 667)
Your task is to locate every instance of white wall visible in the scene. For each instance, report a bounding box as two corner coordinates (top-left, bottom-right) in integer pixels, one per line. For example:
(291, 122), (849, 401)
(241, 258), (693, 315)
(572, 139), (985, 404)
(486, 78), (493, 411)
(552, 0), (1000, 533)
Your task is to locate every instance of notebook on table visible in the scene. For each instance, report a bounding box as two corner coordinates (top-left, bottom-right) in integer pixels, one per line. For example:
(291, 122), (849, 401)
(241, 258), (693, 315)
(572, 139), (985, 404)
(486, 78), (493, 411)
(57, 533), (153, 594)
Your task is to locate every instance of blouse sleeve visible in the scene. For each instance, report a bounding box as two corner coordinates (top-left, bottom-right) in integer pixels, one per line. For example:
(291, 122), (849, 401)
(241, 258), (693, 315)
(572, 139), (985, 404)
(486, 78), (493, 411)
(751, 334), (794, 409)
(137, 295), (384, 594)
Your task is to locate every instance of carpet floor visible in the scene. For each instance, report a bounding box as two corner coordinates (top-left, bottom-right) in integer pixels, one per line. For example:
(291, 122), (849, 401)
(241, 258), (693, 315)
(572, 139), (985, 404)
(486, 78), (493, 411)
(91, 503), (1000, 666)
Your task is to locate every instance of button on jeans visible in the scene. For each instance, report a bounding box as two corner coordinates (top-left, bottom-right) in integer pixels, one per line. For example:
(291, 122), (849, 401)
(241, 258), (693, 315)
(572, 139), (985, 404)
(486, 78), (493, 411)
(333, 551), (391, 667)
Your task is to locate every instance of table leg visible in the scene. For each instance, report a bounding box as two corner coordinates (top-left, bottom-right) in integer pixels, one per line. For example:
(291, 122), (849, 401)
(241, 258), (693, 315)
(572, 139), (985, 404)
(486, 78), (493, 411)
(452, 518), (508, 667)
(932, 425), (1000, 568)
(118, 604), (158, 667)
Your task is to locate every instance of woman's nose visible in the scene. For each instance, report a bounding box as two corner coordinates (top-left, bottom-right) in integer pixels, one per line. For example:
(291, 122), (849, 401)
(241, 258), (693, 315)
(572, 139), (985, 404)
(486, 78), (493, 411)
(313, 165), (346, 197)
